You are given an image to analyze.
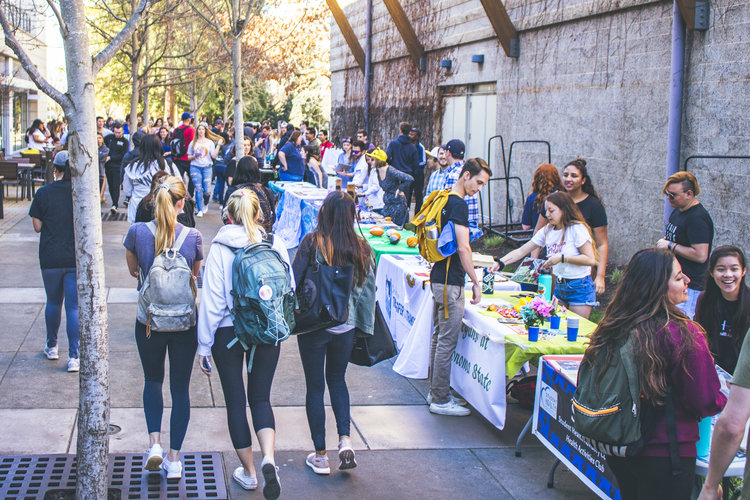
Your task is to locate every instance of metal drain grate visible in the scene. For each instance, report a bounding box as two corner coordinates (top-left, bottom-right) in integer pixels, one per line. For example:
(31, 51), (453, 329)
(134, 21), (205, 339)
(101, 212), (128, 222)
(0, 453), (227, 500)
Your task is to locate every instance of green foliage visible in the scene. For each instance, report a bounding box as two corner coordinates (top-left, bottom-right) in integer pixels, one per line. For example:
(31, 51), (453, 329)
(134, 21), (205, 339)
(483, 235), (505, 248)
(610, 268), (624, 285)
(589, 309), (604, 324)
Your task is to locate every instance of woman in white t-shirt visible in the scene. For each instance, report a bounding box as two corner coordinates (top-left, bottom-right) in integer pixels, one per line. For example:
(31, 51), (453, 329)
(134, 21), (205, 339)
(26, 119), (50, 150)
(187, 122), (224, 217)
(494, 191), (598, 318)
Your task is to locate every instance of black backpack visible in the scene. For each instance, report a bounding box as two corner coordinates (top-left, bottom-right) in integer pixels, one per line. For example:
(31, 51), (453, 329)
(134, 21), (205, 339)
(170, 127), (188, 158)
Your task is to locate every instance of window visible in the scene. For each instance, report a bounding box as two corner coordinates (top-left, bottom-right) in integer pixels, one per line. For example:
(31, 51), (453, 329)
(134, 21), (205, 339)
(11, 91), (27, 152)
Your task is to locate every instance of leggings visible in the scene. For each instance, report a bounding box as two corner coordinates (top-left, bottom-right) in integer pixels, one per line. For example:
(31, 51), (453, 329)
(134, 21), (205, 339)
(212, 326), (280, 449)
(297, 329), (355, 452)
(607, 455), (696, 500)
(190, 165), (212, 212)
(134, 321), (197, 451)
(41, 267), (79, 358)
(104, 163), (121, 206)
(213, 164), (226, 203)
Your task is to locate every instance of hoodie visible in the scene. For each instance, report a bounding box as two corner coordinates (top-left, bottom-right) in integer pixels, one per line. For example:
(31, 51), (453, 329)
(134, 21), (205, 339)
(122, 160), (179, 223)
(385, 134), (418, 175)
(197, 224), (293, 356)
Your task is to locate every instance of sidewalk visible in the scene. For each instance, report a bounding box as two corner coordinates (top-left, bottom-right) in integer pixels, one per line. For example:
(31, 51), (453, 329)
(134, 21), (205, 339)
(0, 197), (597, 499)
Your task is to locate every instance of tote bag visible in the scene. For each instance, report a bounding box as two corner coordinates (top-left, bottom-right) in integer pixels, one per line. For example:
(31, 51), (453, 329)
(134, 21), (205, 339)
(350, 302), (397, 367)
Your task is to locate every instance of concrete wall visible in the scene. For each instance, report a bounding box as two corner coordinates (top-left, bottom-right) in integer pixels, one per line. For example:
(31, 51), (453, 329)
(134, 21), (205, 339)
(330, 0), (750, 265)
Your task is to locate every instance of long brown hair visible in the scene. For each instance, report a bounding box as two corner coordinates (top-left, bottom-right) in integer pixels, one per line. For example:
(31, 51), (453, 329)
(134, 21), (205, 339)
(543, 191), (598, 261)
(312, 191), (371, 285)
(583, 248), (696, 404)
(532, 163), (563, 211)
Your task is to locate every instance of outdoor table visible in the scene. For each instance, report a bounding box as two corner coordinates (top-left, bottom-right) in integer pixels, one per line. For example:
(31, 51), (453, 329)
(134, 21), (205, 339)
(532, 355), (743, 499)
(362, 231), (420, 264)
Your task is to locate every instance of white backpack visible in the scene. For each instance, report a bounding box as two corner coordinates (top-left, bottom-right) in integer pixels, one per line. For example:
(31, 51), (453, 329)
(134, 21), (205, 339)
(137, 222), (196, 335)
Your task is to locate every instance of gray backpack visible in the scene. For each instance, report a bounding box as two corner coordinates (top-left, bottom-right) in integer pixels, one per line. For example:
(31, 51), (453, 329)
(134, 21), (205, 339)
(137, 222), (197, 335)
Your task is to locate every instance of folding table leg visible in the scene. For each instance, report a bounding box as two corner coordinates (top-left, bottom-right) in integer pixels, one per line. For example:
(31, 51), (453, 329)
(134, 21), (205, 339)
(547, 459), (561, 488)
(515, 416), (533, 457)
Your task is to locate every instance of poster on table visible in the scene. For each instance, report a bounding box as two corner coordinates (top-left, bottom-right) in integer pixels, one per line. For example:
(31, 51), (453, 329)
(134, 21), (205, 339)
(449, 323), (507, 429)
(533, 355), (621, 499)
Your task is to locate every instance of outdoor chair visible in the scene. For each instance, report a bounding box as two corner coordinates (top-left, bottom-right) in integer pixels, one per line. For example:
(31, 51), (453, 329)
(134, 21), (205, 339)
(0, 162), (23, 201)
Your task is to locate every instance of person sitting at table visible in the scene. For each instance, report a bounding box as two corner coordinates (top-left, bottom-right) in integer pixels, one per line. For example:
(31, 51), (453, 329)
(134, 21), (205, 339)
(223, 156), (277, 234)
(583, 248), (725, 500)
(277, 131), (305, 182)
(694, 245), (750, 374)
(493, 191), (597, 319)
(367, 148), (413, 227)
(521, 163), (563, 232)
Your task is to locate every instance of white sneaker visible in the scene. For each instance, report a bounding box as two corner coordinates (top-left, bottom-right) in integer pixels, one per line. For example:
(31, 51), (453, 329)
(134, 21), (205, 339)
(429, 400), (471, 416)
(196, 211), (204, 218)
(305, 452), (330, 475)
(261, 457), (281, 500)
(202, 204), (209, 213)
(232, 466), (257, 490)
(67, 358), (80, 372)
(162, 458), (182, 479)
(427, 393), (467, 406)
(145, 444), (163, 471)
(44, 346), (59, 360)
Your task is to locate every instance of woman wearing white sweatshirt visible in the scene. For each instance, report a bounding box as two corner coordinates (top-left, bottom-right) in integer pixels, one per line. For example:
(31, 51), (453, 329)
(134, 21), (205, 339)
(197, 189), (291, 500)
(123, 135), (180, 223)
(187, 122), (224, 217)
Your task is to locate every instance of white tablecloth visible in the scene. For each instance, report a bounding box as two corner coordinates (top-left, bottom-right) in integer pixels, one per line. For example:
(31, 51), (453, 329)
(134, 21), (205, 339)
(271, 182), (330, 248)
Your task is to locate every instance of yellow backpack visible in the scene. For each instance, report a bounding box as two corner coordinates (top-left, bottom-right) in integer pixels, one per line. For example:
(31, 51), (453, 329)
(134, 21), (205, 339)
(410, 189), (463, 318)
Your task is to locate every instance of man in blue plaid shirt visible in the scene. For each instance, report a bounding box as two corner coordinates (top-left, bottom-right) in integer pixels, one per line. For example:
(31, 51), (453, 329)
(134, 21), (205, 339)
(425, 139), (483, 241)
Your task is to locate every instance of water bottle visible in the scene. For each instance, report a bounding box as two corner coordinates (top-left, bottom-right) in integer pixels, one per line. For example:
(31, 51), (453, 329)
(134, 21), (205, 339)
(425, 221), (438, 240)
(482, 269), (495, 294)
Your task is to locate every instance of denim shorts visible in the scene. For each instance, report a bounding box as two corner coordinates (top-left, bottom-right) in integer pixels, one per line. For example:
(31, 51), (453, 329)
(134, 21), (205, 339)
(554, 275), (598, 306)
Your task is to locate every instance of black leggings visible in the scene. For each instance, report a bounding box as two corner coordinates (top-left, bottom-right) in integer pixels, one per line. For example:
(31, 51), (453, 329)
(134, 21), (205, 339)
(134, 321), (197, 451)
(607, 455), (696, 500)
(212, 326), (280, 449)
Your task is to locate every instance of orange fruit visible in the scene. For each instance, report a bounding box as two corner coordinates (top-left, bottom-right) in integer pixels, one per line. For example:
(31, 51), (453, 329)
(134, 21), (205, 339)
(369, 226), (384, 236)
(406, 236), (418, 247)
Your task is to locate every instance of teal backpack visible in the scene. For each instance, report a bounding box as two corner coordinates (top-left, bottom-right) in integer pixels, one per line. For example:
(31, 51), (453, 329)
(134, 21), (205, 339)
(228, 237), (296, 370)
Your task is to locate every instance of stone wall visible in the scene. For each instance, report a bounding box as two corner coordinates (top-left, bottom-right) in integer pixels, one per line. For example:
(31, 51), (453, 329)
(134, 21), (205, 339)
(330, 0), (750, 264)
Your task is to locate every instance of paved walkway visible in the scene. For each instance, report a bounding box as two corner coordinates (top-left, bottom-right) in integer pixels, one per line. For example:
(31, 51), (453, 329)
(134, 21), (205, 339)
(0, 195), (597, 499)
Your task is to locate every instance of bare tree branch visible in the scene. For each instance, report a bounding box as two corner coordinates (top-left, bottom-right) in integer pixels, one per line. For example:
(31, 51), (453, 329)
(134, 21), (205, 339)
(92, 0), (154, 74)
(93, 0), (128, 24)
(0, 7), (70, 109)
(237, 0), (257, 37)
(187, 0), (231, 55)
(45, 0), (68, 35)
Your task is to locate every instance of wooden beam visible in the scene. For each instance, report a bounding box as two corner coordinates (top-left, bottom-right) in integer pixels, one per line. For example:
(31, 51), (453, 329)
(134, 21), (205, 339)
(325, 0), (366, 72)
(675, 0), (696, 29)
(478, 0), (518, 58)
(381, 0), (425, 68)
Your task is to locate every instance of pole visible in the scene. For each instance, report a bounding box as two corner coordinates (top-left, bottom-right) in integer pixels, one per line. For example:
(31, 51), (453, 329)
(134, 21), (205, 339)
(364, 0), (372, 135)
(664, 1), (686, 227)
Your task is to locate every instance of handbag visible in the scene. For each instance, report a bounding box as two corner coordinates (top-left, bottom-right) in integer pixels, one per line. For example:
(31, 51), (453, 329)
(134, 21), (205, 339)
(350, 302), (397, 367)
(293, 249), (353, 335)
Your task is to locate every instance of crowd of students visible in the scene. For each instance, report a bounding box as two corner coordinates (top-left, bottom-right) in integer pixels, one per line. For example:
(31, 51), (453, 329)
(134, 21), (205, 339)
(27, 111), (750, 499)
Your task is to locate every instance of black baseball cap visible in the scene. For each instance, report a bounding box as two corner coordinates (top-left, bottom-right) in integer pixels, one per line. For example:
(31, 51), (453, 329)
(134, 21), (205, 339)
(440, 139), (465, 159)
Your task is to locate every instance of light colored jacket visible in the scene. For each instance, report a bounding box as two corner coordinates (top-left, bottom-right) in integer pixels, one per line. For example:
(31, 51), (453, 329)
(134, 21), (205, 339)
(122, 160), (179, 223)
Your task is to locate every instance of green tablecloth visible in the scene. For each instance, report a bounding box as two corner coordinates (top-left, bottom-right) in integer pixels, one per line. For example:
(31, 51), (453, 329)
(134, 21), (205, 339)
(364, 231), (421, 263)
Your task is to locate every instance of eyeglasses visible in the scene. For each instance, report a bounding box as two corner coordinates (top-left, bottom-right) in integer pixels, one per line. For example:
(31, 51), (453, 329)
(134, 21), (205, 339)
(665, 190), (678, 199)
(352, 150), (362, 155)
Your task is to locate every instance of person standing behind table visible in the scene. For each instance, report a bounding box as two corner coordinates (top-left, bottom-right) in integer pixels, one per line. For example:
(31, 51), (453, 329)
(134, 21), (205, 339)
(223, 156), (277, 234)
(694, 245), (750, 374)
(305, 128), (320, 151)
(356, 129), (375, 151)
(521, 164), (563, 232)
(319, 130), (334, 159)
(408, 127), (427, 212)
(197, 189), (288, 498)
(123, 134), (180, 223)
(495, 192), (598, 318)
(369, 148), (413, 227)
(304, 144), (327, 188)
(97, 131), (110, 204)
(656, 171), (714, 319)
(385, 121), (419, 209)
(187, 122), (224, 217)
(361, 153), (384, 214)
(583, 248), (726, 500)
(423, 147), (441, 197)
(292, 191), (376, 475)
(172, 112), (196, 194)
(277, 131), (305, 182)
(428, 159), (491, 416)
(124, 175), (203, 480)
(103, 122), (129, 214)
(424, 146), (449, 197)
(29, 151), (80, 373)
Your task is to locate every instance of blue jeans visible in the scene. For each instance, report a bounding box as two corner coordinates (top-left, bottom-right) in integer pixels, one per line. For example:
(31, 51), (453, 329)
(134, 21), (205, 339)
(279, 171), (303, 182)
(190, 165), (212, 212)
(213, 164), (226, 203)
(41, 267), (79, 358)
(554, 275), (598, 306)
(297, 329), (355, 452)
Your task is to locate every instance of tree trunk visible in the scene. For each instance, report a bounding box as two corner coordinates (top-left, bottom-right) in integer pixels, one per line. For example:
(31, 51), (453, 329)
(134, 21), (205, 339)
(232, 7), (244, 158)
(164, 85), (174, 126)
(129, 55), (139, 140)
(222, 80), (231, 123)
(60, 1), (111, 498)
(190, 80), (197, 117)
(142, 80), (149, 129)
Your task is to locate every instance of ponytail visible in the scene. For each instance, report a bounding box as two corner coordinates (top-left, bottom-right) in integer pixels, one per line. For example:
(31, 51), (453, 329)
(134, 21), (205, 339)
(226, 188), (263, 243)
(153, 175), (187, 255)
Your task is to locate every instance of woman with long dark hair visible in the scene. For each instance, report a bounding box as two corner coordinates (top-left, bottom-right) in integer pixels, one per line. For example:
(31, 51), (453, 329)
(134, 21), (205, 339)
(277, 131), (305, 181)
(521, 163), (563, 231)
(123, 134), (179, 223)
(27, 119), (50, 149)
(304, 144), (327, 188)
(582, 248), (725, 499)
(292, 191), (376, 475)
(223, 156), (277, 233)
(694, 245), (750, 373)
(496, 191), (597, 318)
(124, 175), (203, 480)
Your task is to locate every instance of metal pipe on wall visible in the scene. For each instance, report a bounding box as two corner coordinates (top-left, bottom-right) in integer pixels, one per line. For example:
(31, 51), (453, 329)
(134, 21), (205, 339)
(364, 0), (372, 134)
(664, 1), (686, 227)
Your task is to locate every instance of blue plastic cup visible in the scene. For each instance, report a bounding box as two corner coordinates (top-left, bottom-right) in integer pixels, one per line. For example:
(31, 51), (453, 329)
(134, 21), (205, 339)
(567, 317), (579, 342)
(528, 326), (539, 342)
(550, 316), (561, 330)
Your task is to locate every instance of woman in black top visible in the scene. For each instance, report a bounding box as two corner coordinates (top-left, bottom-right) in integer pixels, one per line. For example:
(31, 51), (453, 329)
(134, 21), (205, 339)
(695, 246), (750, 373)
(29, 151), (79, 372)
(223, 156), (277, 233)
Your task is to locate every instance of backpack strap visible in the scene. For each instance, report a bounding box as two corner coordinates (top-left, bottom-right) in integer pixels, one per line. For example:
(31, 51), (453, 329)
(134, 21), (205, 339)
(146, 220), (157, 236)
(172, 226), (191, 252)
(664, 387), (682, 476)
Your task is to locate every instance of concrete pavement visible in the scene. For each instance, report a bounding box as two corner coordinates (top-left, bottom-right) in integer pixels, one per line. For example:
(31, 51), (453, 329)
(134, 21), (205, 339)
(0, 196), (597, 499)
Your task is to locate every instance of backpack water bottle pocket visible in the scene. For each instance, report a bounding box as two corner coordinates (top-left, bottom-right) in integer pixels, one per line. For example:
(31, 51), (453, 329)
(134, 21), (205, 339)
(572, 394), (630, 444)
(146, 303), (195, 333)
